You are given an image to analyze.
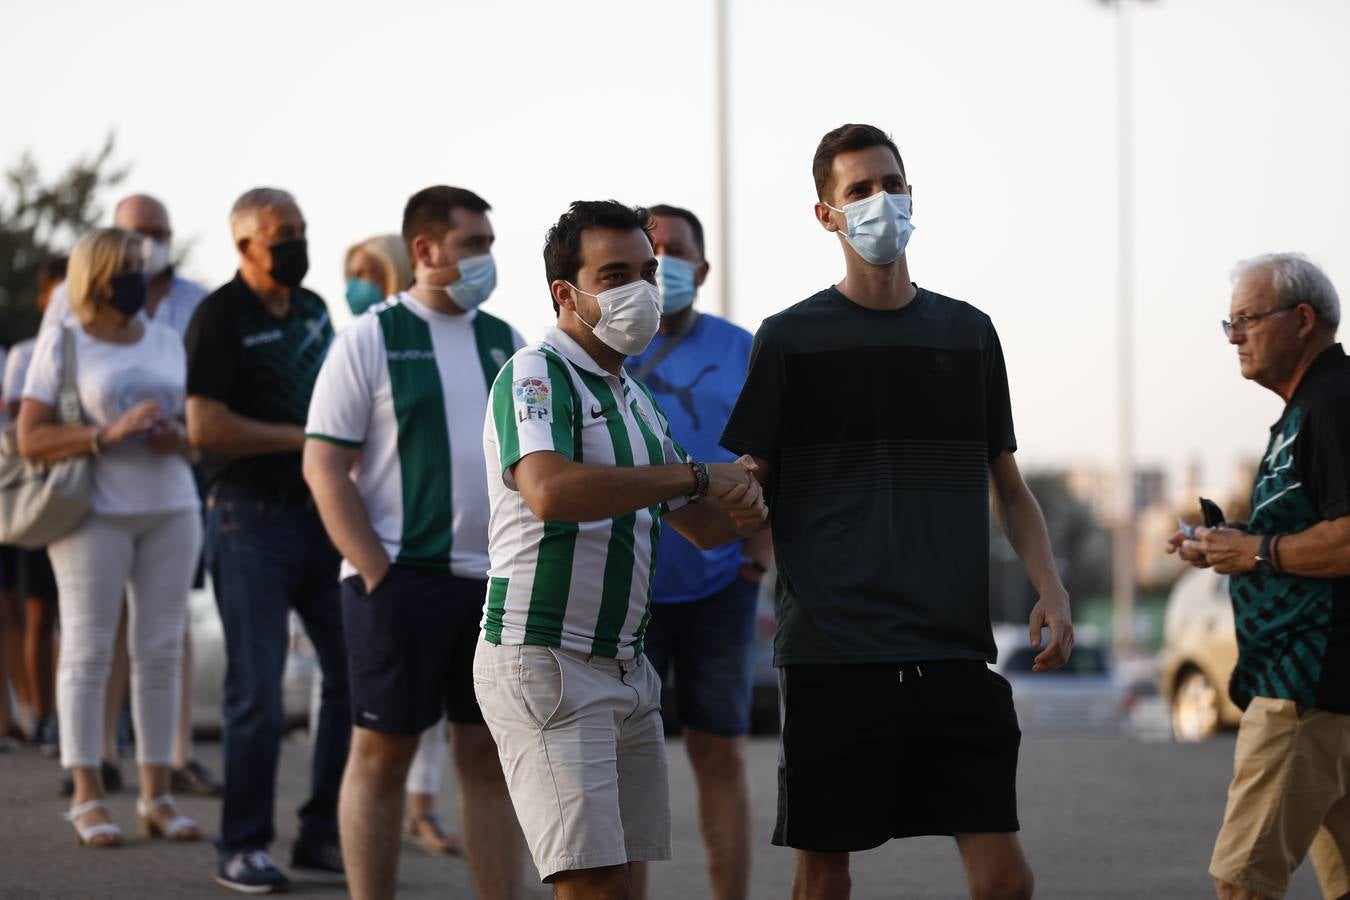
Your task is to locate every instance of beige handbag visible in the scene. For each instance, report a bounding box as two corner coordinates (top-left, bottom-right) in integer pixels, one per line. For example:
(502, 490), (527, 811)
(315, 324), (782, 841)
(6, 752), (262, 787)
(0, 326), (93, 548)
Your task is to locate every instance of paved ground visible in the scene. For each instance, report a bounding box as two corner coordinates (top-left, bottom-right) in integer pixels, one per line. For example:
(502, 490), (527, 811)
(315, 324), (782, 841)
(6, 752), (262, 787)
(0, 730), (1325, 899)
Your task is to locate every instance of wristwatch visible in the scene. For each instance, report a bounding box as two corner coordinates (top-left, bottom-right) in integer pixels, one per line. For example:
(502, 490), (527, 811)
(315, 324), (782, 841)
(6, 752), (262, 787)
(1253, 534), (1277, 576)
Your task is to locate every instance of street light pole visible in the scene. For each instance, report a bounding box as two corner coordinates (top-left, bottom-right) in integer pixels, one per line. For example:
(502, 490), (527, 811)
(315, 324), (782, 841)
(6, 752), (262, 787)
(1108, 0), (1137, 657)
(712, 0), (731, 320)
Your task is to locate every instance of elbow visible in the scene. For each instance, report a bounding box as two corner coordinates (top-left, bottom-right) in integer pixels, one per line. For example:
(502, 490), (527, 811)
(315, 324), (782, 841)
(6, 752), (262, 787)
(186, 418), (211, 451)
(15, 427), (38, 462)
(520, 480), (567, 522)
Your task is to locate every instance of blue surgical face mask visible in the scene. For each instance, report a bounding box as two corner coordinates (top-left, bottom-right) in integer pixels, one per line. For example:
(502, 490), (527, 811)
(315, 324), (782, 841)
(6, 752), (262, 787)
(825, 190), (914, 266)
(345, 277), (384, 315)
(441, 254), (497, 311)
(655, 254), (698, 314)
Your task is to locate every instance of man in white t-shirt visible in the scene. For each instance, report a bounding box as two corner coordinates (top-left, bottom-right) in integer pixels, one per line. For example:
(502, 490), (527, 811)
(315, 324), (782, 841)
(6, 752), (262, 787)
(304, 186), (527, 900)
(43, 195), (207, 340)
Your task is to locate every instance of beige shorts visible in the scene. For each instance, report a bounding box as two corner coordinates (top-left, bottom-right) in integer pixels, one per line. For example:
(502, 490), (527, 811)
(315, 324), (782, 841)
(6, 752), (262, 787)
(1210, 696), (1350, 899)
(472, 639), (671, 882)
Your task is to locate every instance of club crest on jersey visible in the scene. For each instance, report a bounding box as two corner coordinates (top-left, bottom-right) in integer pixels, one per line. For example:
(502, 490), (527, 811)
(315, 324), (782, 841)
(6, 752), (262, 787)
(514, 376), (552, 423)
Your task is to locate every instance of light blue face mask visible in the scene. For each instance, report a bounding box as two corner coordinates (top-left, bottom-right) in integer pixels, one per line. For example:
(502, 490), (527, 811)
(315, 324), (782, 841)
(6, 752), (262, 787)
(826, 190), (914, 266)
(656, 254), (698, 314)
(345, 277), (384, 315)
(443, 254), (497, 311)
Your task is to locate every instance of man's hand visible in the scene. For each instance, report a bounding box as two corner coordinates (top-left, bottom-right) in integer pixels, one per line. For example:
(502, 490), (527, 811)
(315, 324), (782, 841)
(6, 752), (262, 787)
(1187, 526), (1260, 575)
(362, 557), (392, 594)
(707, 455), (767, 528)
(1028, 587), (1074, 672)
(1165, 529), (1212, 568)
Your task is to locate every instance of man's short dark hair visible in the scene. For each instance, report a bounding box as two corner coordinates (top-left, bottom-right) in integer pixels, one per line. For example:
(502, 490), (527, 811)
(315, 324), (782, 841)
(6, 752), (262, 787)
(543, 201), (651, 313)
(38, 255), (68, 290)
(812, 124), (906, 201)
(647, 204), (705, 259)
(401, 186), (491, 259)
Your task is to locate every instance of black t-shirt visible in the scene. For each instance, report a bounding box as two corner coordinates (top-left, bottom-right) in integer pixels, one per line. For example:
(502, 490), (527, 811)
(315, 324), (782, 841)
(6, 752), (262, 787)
(184, 273), (333, 497)
(721, 286), (1016, 665)
(1228, 343), (1350, 714)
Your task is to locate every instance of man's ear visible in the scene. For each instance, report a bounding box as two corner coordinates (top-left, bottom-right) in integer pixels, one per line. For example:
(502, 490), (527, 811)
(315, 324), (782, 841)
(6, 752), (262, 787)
(814, 201), (839, 233)
(550, 279), (576, 313)
(236, 237), (250, 257)
(694, 260), (711, 289)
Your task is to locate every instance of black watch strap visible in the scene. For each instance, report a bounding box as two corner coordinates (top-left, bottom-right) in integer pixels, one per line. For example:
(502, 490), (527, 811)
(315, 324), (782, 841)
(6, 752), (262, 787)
(1255, 533), (1276, 575)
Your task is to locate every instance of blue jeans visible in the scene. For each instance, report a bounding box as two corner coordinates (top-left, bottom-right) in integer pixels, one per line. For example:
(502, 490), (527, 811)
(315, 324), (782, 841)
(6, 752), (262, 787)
(642, 575), (759, 737)
(206, 493), (351, 854)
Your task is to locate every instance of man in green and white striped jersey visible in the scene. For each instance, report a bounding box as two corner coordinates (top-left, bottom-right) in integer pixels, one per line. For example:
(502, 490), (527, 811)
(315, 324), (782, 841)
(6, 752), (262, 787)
(474, 201), (766, 900)
(304, 187), (528, 900)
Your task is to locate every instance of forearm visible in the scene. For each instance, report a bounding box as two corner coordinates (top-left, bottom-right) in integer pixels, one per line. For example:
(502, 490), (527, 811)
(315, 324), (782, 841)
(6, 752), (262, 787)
(996, 484), (1064, 594)
(1270, 518), (1350, 579)
(306, 462), (389, 579)
(188, 404), (304, 457)
(521, 458), (695, 522)
(666, 500), (762, 550)
(18, 421), (99, 463)
(744, 528), (773, 566)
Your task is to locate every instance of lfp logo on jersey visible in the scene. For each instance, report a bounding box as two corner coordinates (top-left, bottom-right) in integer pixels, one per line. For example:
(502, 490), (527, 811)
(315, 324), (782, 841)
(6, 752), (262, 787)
(514, 376), (552, 423)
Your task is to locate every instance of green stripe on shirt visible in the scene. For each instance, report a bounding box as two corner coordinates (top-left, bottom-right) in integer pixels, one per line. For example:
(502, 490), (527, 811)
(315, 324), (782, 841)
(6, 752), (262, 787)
(378, 304), (453, 570)
(576, 369), (638, 658)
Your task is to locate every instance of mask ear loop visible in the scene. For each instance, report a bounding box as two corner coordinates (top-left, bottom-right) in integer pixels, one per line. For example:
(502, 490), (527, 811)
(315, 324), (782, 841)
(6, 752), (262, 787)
(565, 282), (602, 333)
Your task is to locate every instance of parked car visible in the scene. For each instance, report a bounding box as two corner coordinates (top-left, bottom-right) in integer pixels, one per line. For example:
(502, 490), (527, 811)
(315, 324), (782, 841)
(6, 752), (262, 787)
(992, 624), (1134, 734)
(1158, 568), (1242, 742)
(188, 581), (317, 738)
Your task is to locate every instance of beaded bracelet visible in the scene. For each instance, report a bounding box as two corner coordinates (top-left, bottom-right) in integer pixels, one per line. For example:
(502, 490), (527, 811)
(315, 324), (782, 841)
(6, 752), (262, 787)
(687, 461), (710, 500)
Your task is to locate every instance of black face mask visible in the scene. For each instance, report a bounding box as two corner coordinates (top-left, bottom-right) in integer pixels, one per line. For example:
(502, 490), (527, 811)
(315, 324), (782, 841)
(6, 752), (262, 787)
(108, 272), (147, 318)
(268, 238), (309, 288)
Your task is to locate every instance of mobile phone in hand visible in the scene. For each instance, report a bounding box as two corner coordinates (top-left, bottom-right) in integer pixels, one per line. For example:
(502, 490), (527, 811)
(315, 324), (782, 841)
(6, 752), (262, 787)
(1200, 497), (1226, 529)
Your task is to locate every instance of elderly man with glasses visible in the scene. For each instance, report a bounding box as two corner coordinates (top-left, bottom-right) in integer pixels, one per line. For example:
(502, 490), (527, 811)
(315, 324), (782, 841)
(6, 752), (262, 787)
(1168, 253), (1350, 900)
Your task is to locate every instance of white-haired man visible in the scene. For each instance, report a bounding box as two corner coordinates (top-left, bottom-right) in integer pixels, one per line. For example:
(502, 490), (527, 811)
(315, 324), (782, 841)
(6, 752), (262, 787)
(185, 188), (351, 894)
(1169, 253), (1350, 900)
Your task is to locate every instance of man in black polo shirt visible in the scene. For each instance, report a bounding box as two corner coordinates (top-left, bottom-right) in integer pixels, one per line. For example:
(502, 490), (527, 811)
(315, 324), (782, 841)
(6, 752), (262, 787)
(186, 188), (350, 894)
(722, 124), (1074, 900)
(1169, 253), (1350, 900)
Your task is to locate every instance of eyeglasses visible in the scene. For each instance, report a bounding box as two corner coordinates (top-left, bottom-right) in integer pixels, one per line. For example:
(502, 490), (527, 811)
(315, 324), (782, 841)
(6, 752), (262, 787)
(1222, 307), (1296, 338)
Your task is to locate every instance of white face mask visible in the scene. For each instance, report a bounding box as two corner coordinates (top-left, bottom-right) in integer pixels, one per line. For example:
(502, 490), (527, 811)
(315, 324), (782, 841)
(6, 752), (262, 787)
(825, 190), (914, 266)
(568, 278), (662, 357)
(142, 236), (172, 278)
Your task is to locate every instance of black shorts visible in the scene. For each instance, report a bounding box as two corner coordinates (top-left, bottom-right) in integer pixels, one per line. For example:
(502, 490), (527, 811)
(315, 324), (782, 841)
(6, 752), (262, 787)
(0, 545), (57, 600)
(774, 659), (1021, 852)
(341, 565), (487, 735)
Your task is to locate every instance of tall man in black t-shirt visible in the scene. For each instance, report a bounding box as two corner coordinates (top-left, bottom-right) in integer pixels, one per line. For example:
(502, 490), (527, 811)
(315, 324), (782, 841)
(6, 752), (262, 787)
(185, 188), (351, 895)
(722, 124), (1074, 900)
(1168, 254), (1350, 900)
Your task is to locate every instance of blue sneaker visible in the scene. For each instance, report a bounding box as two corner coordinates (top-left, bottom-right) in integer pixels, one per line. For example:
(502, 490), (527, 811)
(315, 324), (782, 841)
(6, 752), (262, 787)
(216, 850), (290, 894)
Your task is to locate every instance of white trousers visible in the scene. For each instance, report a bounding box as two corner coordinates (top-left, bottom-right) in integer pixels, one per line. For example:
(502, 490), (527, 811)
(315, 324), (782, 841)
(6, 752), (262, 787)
(406, 717), (448, 796)
(48, 509), (202, 768)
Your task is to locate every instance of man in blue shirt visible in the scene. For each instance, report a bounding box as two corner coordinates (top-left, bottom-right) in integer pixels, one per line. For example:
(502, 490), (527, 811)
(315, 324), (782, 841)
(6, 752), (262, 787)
(628, 204), (771, 900)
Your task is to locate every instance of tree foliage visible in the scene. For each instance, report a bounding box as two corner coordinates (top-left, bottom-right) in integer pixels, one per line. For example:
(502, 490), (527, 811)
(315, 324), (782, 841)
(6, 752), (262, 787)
(0, 134), (128, 345)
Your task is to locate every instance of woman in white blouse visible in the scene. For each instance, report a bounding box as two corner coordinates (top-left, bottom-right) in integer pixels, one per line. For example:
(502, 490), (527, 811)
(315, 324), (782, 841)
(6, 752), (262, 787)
(17, 228), (203, 847)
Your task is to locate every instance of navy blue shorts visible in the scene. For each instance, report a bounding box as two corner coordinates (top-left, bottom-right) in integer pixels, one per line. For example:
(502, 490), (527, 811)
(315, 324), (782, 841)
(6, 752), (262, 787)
(0, 545), (57, 600)
(642, 575), (759, 738)
(774, 659), (1021, 852)
(341, 565), (487, 735)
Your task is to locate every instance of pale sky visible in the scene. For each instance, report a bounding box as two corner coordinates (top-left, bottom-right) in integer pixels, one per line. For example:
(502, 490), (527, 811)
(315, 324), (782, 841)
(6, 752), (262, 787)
(4, 0), (1348, 490)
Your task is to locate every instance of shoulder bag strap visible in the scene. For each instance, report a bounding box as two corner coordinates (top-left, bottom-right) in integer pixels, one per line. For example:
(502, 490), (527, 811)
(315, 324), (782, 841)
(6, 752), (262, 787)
(56, 326), (83, 425)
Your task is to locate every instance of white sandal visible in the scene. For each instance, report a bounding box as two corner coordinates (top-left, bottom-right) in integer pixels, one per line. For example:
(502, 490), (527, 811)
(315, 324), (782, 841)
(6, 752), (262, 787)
(137, 794), (201, 841)
(65, 799), (123, 847)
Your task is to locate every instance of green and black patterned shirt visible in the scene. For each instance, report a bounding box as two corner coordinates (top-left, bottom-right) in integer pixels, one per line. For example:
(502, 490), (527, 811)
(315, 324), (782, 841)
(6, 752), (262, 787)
(185, 273), (333, 498)
(1230, 343), (1350, 714)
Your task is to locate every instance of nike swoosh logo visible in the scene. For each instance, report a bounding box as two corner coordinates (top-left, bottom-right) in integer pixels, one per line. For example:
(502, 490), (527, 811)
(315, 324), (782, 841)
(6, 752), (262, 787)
(590, 405), (606, 420)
